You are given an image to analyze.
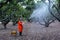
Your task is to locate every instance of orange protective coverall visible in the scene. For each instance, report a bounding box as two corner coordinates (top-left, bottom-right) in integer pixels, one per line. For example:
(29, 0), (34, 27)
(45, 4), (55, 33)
(18, 21), (23, 32)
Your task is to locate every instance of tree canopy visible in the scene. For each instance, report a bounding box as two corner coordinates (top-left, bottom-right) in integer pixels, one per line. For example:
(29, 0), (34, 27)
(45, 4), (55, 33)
(0, 0), (35, 24)
(0, 0), (60, 25)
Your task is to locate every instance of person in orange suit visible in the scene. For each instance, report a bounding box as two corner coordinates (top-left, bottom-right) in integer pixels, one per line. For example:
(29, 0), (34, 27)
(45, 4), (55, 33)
(17, 18), (23, 36)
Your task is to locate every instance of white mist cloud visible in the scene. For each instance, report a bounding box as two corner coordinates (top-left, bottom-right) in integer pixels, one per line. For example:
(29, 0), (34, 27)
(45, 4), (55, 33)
(30, 2), (50, 22)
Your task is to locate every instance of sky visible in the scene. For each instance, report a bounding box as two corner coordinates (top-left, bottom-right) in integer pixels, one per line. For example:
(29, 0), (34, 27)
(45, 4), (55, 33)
(34, 0), (49, 3)
(34, 0), (41, 3)
(0, 0), (1, 1)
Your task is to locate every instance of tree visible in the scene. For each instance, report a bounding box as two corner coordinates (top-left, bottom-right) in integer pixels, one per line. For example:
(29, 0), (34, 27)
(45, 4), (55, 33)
(0, 0), (35, 28)
(39, 16), (55, 27)
(28, 0), (56, 27)
(48, 0), (60, 22)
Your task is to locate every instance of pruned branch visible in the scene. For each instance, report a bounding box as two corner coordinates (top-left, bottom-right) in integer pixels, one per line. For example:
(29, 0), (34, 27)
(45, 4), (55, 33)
(39, 22), (45, 25)
(49, 20), (55, 24)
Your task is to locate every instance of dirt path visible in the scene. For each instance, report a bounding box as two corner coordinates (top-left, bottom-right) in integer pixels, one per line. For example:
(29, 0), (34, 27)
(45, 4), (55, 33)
(0, 21), (60, 40)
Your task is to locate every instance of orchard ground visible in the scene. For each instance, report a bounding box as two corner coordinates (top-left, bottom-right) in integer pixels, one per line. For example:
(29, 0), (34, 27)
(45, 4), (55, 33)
(0, 21), (60, 40)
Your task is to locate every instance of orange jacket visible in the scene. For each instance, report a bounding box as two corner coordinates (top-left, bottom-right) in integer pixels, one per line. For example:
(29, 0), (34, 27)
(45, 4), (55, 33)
(18, 21), (23, 32)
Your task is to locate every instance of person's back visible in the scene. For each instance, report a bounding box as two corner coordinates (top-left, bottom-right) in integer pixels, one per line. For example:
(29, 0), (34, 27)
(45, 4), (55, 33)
(18, 20), (23, 36)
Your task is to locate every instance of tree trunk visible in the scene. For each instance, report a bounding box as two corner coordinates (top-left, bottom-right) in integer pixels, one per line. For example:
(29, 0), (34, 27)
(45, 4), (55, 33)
(3, 24), (6, 29)
(45, 23), (49, 27)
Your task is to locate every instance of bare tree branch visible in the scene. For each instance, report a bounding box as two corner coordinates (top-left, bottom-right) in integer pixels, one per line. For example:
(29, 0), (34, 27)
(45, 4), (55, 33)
(49, 20), (55, 24)
(39, 22), (45, 25)
(48, 0), (60, 22)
